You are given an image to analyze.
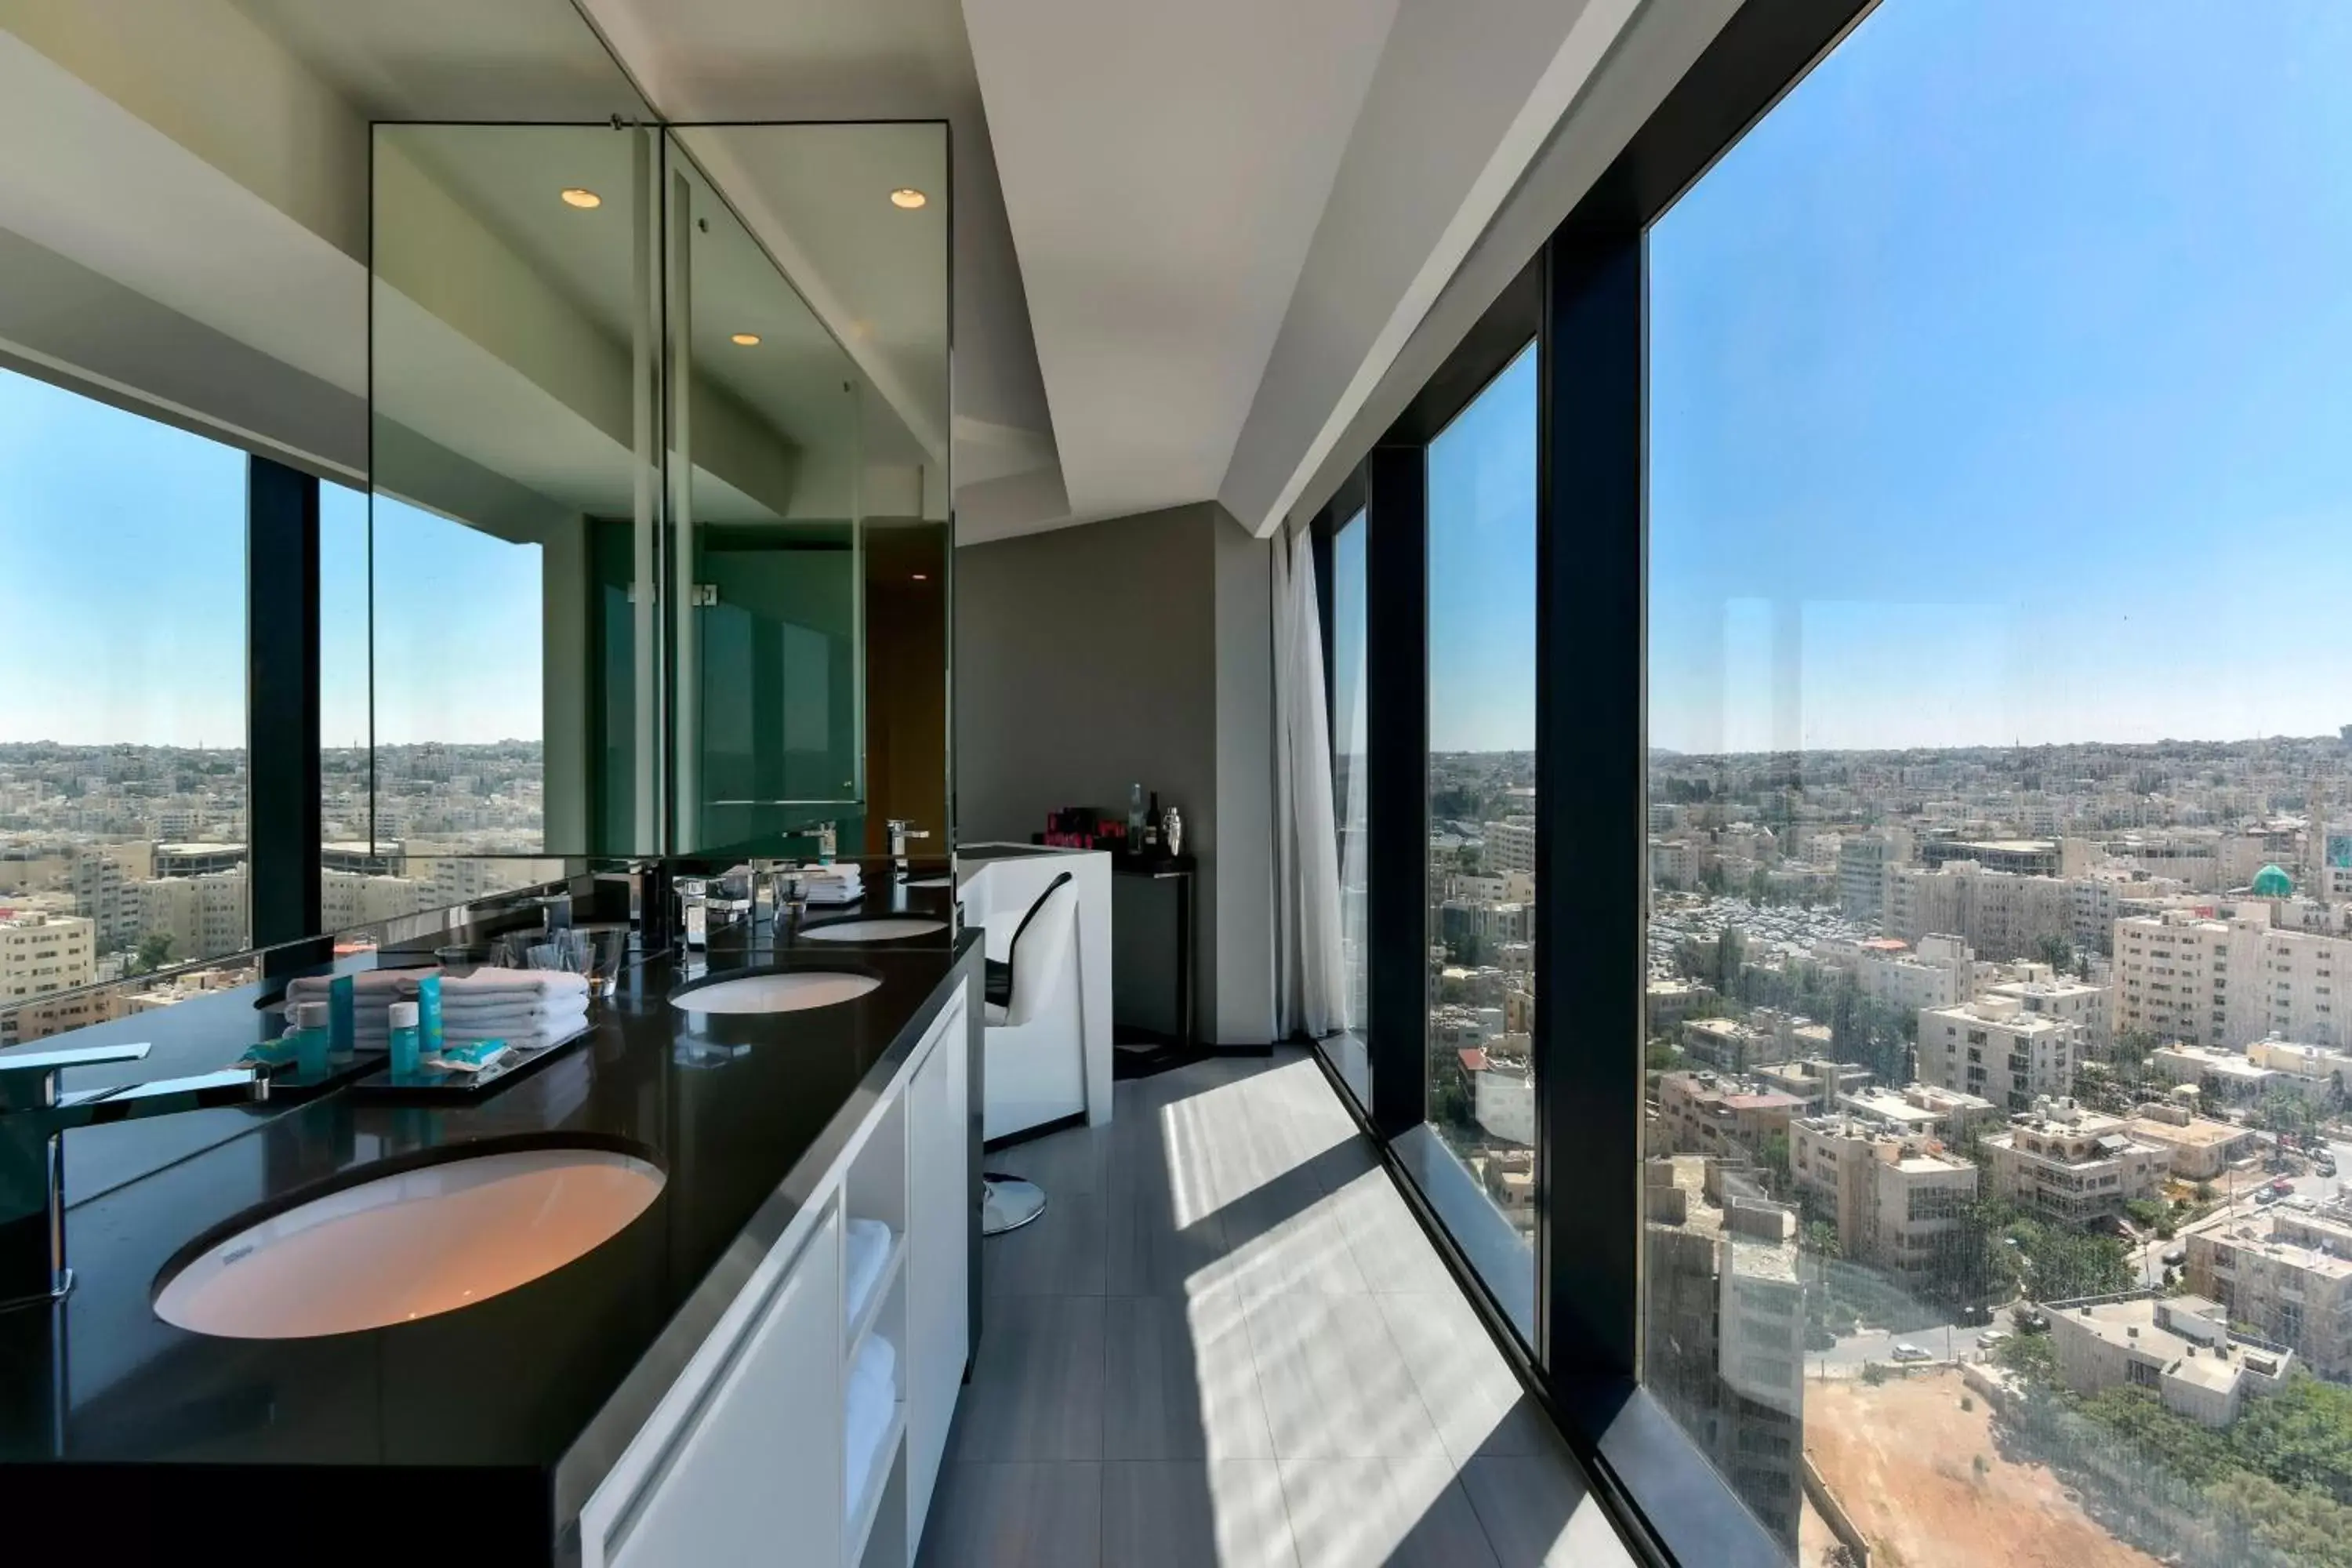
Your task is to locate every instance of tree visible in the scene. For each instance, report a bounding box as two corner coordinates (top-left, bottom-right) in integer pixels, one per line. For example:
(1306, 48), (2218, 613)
(2036, 932), (2074, 975)
(133, 931), (174, 975)
(1759, 1131), (1792, 1195)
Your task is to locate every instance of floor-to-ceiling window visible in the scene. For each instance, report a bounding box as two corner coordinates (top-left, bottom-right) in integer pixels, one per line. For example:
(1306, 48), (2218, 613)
(1325, 506), (1371, 1103)
(1414, 341), (1538, 1333)
(1643, 3), (2352, 1563)
(0, 365), (250, 1028)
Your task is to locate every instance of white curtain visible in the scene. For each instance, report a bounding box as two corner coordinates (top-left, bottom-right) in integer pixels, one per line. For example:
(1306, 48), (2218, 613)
(1272, 527), (1348, 1038)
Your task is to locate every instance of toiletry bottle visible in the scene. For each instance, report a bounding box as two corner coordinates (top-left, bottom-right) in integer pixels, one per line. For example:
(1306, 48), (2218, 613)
(329, 974), (357, 1062)
(413, 974), (444, 1058)
(1128, 782), (1146, 855)
(289, 1001), (332, 1077)
(387, 1000), (423, 1080)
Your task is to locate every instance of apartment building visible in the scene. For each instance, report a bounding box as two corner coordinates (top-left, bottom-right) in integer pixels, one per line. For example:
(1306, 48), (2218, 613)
(2253, 927), (2352, 1049)
(1789, 1116), (1978, 1282)
(2187, 1211), (2352, 1377)
(1646, 978), (1717, 1037)
(1984, 974), (2110, 1057)
(1884, 861), (2072, 962)
(1837, 828), (1910, 921)
(2124, 1104), (2260, 1180)
(1483, 817), (1536, 876)
(1983, 1099), (2165, 1222)
(1853, 933), (1970, 1011)
(137, 872), (248, 963)
(2246, 1036), (2352, 1098)
(1642, 1159), (1803, 1553)
(2114, 909), (2261, 1049)
(1918, 996), (2078, 1110)
(1837, 1081), (2004, 1143)
(1753, 1057), (1872, 1112)
(1656, 1073), (1804, 1163)
(0, 909), (96, 1003)
(2045, 1291), (2293, 1427)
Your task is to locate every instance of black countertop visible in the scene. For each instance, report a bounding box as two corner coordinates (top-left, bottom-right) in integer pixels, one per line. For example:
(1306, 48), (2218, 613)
(0, 880), (976, 1565)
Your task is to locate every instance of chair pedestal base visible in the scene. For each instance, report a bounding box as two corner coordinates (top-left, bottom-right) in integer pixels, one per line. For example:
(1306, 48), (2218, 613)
(980, 1174), (1048, 1236)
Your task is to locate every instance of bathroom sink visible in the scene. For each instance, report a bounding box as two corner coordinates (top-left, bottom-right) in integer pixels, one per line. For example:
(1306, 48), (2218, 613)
(153, 1147), (663, 1339)
(672, 971), (881, 1014)
(799, 916), (949, 943)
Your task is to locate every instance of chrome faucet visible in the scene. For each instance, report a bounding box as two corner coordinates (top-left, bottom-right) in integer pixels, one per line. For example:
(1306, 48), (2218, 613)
(886, 818), (932, 879)
(1, 1040), (267, 1311)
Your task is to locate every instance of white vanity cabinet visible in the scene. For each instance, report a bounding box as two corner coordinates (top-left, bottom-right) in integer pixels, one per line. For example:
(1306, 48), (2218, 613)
(580, 990), (972, 1568)
(611, 1204), (844, 1568)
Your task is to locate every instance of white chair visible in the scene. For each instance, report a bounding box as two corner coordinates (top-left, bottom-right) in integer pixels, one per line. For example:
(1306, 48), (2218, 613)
(980, 873), (1084, 1235)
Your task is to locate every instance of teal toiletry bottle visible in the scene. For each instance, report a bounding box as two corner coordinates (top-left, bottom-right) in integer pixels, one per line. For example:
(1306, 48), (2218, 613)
(329, 974), (357, 1062)
(289, 1001), (332, 1076)
(388, 1000), (423, 1079)
(414, 974), (444, 1058)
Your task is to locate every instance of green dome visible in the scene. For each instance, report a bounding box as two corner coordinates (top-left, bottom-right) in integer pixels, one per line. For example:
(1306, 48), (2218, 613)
(2252, 864), (2294, 898)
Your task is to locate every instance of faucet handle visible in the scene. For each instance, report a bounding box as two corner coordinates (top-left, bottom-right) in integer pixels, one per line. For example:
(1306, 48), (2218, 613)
(0, 1041), (152, 1112)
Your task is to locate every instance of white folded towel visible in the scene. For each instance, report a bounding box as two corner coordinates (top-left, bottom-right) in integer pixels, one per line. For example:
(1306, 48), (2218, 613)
(285, 968), (441, 1006)
(440, 971), (591, 1003)
(844, 1219), (894, 1323)
(844, 1334), (898, 1513)
(438, 997), (593, 1023)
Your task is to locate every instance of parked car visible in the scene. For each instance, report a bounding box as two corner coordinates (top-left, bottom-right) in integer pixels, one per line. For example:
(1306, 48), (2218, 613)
(2273, 1176), (2298, 1194)
(1891, 1343), (1933, 1363)
(2318, 1160), (2337, 1178)
(1976, 1329), (2011, 1350)
(2162, 1246), (2188, 1267)
(2256, 1186), (2282, 1206)
(2013, 1305), (2048, 1332)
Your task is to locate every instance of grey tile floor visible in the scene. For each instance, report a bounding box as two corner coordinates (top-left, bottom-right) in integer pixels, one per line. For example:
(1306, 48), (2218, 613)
(919, 1050), (1633, 1568)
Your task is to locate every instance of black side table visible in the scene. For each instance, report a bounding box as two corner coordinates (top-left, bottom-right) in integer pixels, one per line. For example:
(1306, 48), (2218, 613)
(1111, 853), (1199, 1076)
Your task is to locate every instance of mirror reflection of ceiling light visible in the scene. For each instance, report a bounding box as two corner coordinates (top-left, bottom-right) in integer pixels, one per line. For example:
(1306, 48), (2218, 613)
(911, 573), (929, 581)
(731, 333), (761, 347)
(560, 187), (602, 209)
(889, 187), (927, 210)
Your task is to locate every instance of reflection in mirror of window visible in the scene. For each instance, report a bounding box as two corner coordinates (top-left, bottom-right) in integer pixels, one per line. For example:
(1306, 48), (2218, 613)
(0, 365), (252, 1040)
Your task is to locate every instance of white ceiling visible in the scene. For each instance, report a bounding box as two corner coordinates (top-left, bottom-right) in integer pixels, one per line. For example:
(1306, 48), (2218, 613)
(961, 0), (1397, 527)
(2, 0), (1679, 546)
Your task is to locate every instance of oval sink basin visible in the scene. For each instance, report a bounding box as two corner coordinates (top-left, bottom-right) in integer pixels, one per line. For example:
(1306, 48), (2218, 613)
(154, 1148), (663, 1339)
(672, 971), (880, 1014)
(800, 916), (949, 943)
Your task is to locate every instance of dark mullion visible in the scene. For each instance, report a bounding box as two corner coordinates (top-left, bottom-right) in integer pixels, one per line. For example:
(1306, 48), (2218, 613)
(1534, 227), (1646, 1381)
(247, 455), (325, 968)
(1363, 442), (1429, 1141)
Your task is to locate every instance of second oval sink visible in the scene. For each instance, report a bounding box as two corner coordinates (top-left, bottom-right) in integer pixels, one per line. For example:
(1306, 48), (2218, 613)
(672, 971), (881, 1014)
(799, 916), (948, 943)
(154, 1147), (664, 1339)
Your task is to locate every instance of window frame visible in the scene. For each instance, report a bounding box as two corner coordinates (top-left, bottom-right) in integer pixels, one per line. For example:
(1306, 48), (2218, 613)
(1298, 2), (1879, 1563)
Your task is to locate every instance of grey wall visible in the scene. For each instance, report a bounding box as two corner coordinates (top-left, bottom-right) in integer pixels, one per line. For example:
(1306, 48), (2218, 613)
(956, 502), (1272, 1044)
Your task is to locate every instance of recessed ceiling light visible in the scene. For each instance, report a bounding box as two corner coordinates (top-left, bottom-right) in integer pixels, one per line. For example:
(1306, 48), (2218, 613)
(560, 187), (602, 209)
(911, 573), (929, 581)
(889, 187), (927, 210)
(730, 332), (761, 347)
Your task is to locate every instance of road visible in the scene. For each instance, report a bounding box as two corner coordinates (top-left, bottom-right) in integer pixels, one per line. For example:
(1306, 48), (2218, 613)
(2129, 1131), (2352, 1288)
(1816, 1310), (1980, 1376)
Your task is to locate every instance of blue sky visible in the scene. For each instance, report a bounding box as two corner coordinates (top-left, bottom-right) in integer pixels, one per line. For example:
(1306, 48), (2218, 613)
(1648, 0), (2352, 753)
(0, 366), (542, 746)
(1428, 345), (1538, 753)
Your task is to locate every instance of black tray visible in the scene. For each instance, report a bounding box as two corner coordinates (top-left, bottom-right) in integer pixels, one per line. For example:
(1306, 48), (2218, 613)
(347, 1018), (597, 1102)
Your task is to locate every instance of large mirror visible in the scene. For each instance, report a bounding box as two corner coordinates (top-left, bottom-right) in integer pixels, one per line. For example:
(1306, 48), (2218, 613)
(366, 120), (948, 895)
